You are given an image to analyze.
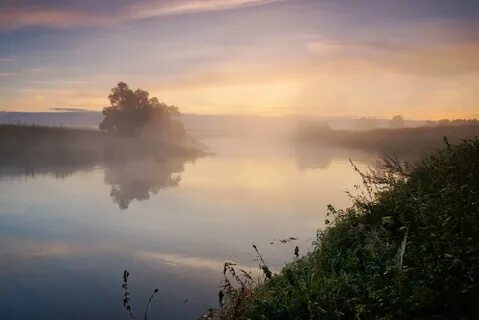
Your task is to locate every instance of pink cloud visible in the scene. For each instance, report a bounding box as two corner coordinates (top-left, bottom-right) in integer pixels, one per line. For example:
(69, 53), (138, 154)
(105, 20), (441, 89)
(0, 8), (113, 31)
(0, 0), (278, 31)
(130, 0), (279, 19)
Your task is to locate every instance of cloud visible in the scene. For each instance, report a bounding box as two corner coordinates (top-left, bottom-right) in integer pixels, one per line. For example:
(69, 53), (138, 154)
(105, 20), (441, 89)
(0, 57), (17, 62)
(3, 87), (105, 111)
(305, 39), (479, 76)
(0, 72), (19, 77)
(306, 41), (343, 56)
(129, 0), (279, 19)
(0, 8), (112, 31)
(0, 0), (278, 31)
(294, 38), (479, 118)
(49, 107), (94, 112)
(155, 37), (479, 118)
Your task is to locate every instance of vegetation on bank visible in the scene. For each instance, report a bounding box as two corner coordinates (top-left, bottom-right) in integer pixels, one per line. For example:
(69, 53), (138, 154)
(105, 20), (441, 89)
(0, 124), (202, 167)
(214, 139), (479, 319)
(296, 121), (479, 159)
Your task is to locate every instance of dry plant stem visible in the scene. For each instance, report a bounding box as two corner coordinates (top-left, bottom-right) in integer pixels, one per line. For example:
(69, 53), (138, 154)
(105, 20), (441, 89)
(144, 289), (159, 320)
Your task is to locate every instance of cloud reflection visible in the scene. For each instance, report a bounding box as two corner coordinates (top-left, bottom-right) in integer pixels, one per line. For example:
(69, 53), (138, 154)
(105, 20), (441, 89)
(137, 250), (262, 274)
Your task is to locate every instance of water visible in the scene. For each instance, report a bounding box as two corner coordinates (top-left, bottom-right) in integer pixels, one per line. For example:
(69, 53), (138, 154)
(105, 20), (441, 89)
(0, 135), (374, 319)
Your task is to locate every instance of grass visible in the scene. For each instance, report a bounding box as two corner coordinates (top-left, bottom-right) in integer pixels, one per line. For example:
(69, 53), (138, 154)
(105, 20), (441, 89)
(213, 138), (479, 319)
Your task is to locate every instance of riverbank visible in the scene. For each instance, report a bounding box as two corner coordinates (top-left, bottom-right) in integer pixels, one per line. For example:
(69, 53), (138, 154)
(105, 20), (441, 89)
(213, 139), (479, 319)
(0, 124), (204, 169)
(296, 123), (479, 159)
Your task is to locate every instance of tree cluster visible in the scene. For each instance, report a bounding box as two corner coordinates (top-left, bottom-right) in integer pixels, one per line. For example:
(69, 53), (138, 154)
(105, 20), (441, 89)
(100, 82), (185, 139)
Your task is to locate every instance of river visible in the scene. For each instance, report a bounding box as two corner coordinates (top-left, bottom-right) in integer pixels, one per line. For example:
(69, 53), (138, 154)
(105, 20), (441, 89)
(0, 134), (374, 319)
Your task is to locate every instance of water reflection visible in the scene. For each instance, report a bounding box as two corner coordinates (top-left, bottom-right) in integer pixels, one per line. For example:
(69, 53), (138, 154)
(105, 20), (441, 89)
(293, 144), (377, 170)
(0, 152), (200, 210)
(104, 157), (188, 209)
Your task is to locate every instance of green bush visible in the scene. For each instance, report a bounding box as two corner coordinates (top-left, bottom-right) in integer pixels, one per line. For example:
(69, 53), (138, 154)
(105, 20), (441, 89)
(229, 139), (479, 320)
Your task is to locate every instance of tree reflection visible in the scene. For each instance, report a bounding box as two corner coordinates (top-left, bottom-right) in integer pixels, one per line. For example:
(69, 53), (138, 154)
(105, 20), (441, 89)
(0, 151), (200, 210)
(293, 144), (375, 170)
(104, 157), (188, 209)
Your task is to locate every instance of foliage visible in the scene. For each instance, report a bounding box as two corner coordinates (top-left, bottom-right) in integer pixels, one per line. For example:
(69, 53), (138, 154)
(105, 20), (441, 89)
(389, 115), (404, 129)
(219, 139), (479, 319)
(205, 245), (274, 320)
(99, 82), (185, 138)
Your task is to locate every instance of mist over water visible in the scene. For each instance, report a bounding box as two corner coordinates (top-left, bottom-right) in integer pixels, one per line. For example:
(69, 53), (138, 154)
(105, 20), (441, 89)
(0, 133), (371, 319)
(1, 0), (478, 317)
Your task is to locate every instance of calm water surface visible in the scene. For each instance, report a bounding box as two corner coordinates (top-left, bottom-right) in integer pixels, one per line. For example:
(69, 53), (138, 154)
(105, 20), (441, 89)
(0, 135), (374, 319)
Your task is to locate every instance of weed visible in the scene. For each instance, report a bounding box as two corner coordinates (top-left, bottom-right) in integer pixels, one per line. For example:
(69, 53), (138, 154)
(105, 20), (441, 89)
(121, 270), (159, 320)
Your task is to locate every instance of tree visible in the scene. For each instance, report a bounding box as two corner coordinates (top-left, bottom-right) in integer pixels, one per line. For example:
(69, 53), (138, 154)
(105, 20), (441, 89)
(355, 117), (379, 131)
(437, 119), (451, 127)
(99, 82), (184, 137)
(423, 120), (436, 127)
(389, 115), (405, 129)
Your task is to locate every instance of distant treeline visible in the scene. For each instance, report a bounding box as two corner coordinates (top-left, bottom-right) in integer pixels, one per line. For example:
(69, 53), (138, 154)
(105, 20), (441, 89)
(346, 116), (479, 131)
(422, 118), (479, 127)
(296, 120), (479, 159)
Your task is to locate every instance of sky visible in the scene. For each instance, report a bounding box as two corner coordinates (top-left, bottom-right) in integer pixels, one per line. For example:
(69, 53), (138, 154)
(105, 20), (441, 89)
(0, 0), (478, 119)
